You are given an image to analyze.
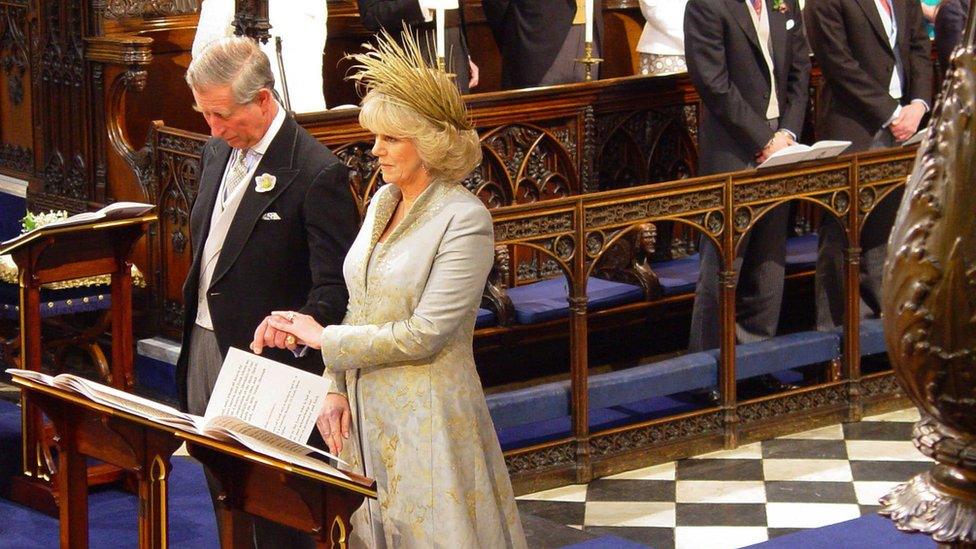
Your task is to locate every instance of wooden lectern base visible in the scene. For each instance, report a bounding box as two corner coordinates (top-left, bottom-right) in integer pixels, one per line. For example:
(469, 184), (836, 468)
(8, 462), (126, 517)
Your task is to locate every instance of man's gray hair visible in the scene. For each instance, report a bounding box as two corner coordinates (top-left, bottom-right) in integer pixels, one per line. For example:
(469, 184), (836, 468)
(185, 36), (275, 104)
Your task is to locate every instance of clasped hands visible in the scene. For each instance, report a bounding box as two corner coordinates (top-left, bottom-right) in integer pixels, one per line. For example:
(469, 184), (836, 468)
(250, 310), (323, 354)
(756, 129), (795, 164)
(889, 102), (926, 143)
(251, 312), (351, 454)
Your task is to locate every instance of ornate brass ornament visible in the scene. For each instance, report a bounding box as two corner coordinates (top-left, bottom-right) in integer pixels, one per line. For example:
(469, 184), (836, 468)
(880, 7), (976, 544)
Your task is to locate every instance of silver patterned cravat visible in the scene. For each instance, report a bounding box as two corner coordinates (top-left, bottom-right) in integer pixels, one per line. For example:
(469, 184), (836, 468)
(222, 149), (249, 209)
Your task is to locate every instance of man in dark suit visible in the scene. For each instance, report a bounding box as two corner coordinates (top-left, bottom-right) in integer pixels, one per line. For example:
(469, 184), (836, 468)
(683, 0), (811, 352)
(179, 35), (359, 548)
(935, 0), (970, 72)
(804, 0), (933, 329)
(482, 0), (604, 89)
(357, 0), (479, 92)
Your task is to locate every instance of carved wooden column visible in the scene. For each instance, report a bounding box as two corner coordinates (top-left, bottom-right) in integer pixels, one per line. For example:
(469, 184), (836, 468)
(720, 175), (738, 448)
(880, 2), (976, 544)
(232, 0), (269, 43)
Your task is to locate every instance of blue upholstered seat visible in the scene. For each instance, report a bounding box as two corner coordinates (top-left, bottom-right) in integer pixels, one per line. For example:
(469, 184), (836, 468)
(506, 277), (644, 325)
(785, 233), (818, 272)
(589, 352), (718, 410)
(831, 317), (887, 356)
(650, 254), (700, 296)
(858, 318), (886, 356)
(707, 330), (842, 380)
(487, 352), (718, 448)
(475, 308), (497, 329)
(0, 283), (112, 320)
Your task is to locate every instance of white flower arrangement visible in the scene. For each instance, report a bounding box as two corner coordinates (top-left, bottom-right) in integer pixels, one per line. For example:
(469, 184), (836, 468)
(254, 173), (276, 193)
(21, 210), (68, 233)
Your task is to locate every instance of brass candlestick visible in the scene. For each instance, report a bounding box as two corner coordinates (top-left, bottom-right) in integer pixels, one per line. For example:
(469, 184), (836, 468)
(576, 41), (603, 82)
(437, 55), (446, 72)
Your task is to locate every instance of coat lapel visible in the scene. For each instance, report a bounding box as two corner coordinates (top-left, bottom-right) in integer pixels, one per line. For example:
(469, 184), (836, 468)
(210, 116), (301, 287)
(855, 0), (894, 53)
(767, 0), (787, 84)
(359, 184), (398, 293)
(729, 0), (763, 55)
(192, 141), (230, 262)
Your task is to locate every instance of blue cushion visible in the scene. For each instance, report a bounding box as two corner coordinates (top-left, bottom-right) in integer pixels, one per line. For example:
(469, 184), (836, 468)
(0, 282), (112, 320)
(506, 277), (644, 325)
(859, 318), (887, 356)
(830, 318), (888, 357)
(651, 253), (700, 296)
(475, 308), (497, 329)
(589, 352), (718, 409)
(487, 380), (570, 430)
(707, 331), (842, 380)
(494, 394), (702, 451)
(135, 355), (179, 404)
(786, 233), (818, 272)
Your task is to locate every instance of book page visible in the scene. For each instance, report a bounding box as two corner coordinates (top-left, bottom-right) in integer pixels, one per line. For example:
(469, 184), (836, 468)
(808, 140), (851, 159)
(203, 415), (346, 465)
(98, 201), (154, 219)
(756, 143), (812, 169)
(206, 348), (330, 444)
(901, 130), (925, 147)
(5, 368), (198, 429)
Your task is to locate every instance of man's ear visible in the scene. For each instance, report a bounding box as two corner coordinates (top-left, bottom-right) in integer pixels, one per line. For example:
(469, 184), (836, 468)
(257, 88), (274, 112)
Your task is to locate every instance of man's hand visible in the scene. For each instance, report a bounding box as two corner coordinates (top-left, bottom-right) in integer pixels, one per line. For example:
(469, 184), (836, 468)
(756, 131), (795, 164)
(250, 316), (294, 355)
(468, 58), (480, 89)
(890, 102), (926, 142)
(316, 393), (351, 455)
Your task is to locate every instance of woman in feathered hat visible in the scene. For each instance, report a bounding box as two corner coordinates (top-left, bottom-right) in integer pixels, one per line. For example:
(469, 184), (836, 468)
(253, 30), (527, 548)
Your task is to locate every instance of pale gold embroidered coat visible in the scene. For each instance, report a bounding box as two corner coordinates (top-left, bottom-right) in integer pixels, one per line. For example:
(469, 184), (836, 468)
(320, 181), (526, 548)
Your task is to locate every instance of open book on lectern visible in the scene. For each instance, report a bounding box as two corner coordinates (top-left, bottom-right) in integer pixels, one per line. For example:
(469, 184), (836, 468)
(6, 347), (347, 480)
(0, 201), (156, 248)
(757, 140), (852, 169)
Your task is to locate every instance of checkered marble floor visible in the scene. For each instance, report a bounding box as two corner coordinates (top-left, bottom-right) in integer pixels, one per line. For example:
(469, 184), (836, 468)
(517, 407), (931, 549)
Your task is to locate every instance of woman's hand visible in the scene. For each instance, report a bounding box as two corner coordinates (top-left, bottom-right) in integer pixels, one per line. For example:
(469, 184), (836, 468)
(250, 311), (324, 354)
(317, 393), (352, 454)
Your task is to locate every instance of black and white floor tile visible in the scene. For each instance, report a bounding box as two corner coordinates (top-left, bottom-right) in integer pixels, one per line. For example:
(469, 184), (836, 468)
(517, 407), (930, 549)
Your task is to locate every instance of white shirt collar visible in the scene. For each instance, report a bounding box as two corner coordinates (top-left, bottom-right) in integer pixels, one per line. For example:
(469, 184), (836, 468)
(249, 101), (286, 157)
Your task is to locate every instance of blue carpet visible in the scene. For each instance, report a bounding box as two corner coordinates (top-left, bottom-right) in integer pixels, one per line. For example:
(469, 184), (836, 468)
(563, 535), (651, 548)
(747, 513), (935, 548)
(0, 457), (218, 549)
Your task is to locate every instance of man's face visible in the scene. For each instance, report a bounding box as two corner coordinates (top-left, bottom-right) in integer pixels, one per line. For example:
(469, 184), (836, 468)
(191, 84), (272, 150)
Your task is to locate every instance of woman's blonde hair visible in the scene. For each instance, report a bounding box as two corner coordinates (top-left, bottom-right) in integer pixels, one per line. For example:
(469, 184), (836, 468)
(359, 89), (482, 183)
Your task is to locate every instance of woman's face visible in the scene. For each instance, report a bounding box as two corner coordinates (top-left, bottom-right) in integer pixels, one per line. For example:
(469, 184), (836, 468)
(372, 134), (426, 188)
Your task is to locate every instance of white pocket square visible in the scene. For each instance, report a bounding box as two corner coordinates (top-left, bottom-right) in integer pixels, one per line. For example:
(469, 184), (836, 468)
(786, 19), (795, 30)
(261, 212), (281, 221)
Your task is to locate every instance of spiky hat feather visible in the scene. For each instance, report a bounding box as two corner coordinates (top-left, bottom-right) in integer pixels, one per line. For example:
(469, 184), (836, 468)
(346, 26), (472, 132)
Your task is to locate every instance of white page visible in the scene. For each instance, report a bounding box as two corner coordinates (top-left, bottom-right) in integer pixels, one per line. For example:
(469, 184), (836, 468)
(808, 140), (851, 159)
(757, 143), (812, 169)
(206, 347), (330, 444)
(98, 201), (154, 219)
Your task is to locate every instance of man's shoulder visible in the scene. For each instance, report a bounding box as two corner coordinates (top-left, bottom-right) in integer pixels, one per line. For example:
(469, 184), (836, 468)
(292, 122), (343, 172)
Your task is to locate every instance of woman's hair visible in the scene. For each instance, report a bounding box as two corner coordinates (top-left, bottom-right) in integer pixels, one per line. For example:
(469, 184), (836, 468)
(359, 89), (482, 183)
(185, 36), (274, 104)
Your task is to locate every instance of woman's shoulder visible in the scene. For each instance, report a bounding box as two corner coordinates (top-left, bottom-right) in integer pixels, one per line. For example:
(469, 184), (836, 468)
(443, 185), (492, 225)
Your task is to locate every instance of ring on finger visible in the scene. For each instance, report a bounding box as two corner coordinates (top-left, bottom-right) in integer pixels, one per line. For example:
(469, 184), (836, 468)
(285, 334), (297, 346)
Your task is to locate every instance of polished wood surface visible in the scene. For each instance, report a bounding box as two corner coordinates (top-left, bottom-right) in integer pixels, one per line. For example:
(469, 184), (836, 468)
(4, 215), (154, 514)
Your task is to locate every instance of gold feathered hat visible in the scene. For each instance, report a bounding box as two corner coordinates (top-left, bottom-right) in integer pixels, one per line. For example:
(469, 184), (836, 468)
(345, 26), (472, 132)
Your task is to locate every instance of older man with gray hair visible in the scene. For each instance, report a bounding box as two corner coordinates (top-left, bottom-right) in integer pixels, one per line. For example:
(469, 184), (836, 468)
(177, 35), (358, 547)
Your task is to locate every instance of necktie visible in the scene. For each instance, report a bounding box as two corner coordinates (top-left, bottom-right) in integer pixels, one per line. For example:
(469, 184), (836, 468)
(879, 0), (893, 20)
(752, 0), (763, 14)
(222, 149), (249, 208)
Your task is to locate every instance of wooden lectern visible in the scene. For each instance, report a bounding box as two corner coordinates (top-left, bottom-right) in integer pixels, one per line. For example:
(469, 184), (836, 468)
(4, 214), (156, 515)
(10, 376), (376, 549)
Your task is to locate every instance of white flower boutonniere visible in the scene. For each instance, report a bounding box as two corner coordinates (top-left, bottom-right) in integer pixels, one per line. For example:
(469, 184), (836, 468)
(254, 173), (276, 193)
